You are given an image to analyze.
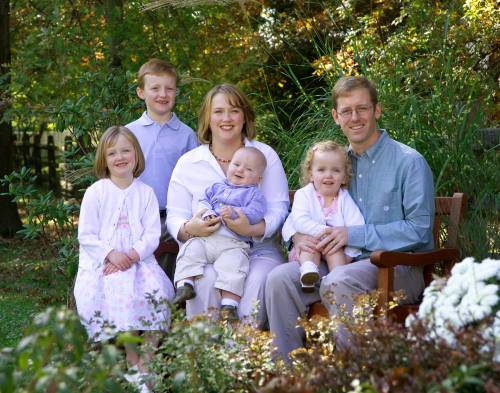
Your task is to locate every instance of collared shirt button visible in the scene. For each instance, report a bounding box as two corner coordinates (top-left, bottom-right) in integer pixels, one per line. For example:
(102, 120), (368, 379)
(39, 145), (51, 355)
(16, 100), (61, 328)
(359, 198), (363, 202)
(359, 174), (362, 178)
(372, 160), (376, 164)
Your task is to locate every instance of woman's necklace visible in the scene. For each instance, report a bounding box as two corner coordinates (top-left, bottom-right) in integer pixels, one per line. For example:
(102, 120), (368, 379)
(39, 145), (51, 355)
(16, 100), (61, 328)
(209, 142), (245, 163)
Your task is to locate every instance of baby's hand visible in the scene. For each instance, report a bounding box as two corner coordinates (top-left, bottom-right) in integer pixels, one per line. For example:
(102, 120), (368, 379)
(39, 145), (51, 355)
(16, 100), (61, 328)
(106, 250), (133, 271)
(220, 205), (234, 219)
(103, 262), (119, 276)
(204, 215), (218, 221)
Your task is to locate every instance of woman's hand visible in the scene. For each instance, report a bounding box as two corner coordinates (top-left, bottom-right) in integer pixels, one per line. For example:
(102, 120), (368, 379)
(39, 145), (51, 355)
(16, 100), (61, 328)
(315, 226), (348, 256)
(223, 208), (265, 237)
(106, 250), (133, 271)
(179, 209), (222, 241)
(291, 232), (320, 254)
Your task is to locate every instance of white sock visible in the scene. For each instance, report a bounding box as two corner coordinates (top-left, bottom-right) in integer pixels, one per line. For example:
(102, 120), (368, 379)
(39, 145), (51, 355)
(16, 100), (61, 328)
(177, 279), (194, 288)
(299, 261), (319, 274)
(221, 298), (239, 308)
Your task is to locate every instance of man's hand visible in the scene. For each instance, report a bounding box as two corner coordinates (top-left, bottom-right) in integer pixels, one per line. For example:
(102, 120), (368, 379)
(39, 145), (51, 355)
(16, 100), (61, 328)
(106, 250), (133, 271)
(291, 232), (320, 254)
(315, 226), (348, 256)
(220, 205), (234, 219)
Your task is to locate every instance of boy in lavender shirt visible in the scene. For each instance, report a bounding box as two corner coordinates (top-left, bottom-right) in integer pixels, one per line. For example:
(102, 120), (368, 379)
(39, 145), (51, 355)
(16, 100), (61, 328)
(172, 147), (267, 321)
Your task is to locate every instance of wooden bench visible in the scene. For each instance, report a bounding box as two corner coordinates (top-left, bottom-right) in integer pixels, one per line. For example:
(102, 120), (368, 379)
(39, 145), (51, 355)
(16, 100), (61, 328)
(154, 192), (467, 324)
(306, 192), (467, 322)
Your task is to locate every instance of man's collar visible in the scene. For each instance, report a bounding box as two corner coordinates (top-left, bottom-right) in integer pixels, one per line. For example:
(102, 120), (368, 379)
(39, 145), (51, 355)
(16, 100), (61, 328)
(348, 129), (389, 164)
(138, 111), (180, 130)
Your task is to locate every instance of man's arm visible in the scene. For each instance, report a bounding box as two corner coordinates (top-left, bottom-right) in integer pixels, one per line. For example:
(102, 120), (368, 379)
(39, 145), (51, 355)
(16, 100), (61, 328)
(348, 157), (435, 252)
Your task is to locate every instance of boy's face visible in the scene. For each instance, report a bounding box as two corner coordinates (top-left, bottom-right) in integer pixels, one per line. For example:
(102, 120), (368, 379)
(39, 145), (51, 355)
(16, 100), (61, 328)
(137, 74), (176, 121)
(227, 150), (264, 187)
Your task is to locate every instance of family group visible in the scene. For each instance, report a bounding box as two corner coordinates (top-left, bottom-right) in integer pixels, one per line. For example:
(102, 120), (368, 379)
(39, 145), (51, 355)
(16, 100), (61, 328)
(74, 58), (435, 391)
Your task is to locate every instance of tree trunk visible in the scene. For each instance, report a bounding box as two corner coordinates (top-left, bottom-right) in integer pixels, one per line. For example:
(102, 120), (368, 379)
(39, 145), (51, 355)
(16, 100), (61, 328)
(106, 0), (124, 69)
(0, 0), (23, 237)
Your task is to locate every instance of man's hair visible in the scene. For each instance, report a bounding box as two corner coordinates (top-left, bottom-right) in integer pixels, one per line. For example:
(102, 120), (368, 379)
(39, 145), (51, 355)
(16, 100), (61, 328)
(233, 147), (267, 176)
(198, 84), (257, 144)
(94, 126), (146, 179)
(331, 76), (378, 110)
(137, 59), (179, 90)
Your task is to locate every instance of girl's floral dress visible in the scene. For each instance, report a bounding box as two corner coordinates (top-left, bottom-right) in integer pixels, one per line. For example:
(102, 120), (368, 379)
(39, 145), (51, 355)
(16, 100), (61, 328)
(75, 199), (174, 341)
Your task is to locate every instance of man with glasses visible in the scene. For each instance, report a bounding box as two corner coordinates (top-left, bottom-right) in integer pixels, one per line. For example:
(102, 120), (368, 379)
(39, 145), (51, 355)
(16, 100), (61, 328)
(266, 76), (435, 362)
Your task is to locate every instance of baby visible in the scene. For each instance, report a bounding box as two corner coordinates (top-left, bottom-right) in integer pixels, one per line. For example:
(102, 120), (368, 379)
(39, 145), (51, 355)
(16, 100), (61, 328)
(173, 147), (267, 321)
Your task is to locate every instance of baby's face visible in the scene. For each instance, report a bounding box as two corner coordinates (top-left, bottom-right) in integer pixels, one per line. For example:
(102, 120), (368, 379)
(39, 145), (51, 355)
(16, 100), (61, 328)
(227, 150), (264, 186)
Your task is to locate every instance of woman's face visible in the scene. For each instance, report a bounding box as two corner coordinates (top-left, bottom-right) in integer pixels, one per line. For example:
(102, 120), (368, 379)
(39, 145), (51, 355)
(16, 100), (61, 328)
(209, 93), (245, 145)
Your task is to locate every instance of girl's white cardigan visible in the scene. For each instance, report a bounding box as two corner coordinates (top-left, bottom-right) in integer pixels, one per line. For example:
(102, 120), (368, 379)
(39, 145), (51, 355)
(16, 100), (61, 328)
(78, 178), (160, 271)
(282, 184), (365, 257)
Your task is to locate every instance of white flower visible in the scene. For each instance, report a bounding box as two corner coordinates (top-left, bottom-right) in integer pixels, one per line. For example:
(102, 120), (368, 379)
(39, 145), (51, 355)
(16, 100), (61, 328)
(450, 257), (475, 276)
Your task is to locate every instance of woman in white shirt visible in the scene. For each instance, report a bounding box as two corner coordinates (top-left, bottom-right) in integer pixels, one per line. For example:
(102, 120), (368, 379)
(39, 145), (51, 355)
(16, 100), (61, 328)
(167, 84), (289, 327)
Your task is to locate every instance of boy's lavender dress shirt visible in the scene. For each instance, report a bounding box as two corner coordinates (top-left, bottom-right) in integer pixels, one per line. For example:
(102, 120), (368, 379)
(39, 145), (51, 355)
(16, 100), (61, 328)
(199, 179), (267, 243)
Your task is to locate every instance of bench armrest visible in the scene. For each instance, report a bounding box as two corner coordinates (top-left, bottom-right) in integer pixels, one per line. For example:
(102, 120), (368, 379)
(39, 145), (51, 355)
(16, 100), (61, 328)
(370, 248), (460, 269)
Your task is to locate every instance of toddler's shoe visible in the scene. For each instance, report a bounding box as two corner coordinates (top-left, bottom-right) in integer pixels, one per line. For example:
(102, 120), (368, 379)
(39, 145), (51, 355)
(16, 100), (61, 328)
(300, 267), (320, 294)
(172, 283), (196, 305)
(220, 305), (239, 321)
(124, 365), (150, 393)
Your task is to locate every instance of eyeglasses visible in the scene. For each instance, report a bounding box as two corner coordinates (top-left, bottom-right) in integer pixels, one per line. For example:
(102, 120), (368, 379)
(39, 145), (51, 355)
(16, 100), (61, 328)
(337, 105), (374, 118)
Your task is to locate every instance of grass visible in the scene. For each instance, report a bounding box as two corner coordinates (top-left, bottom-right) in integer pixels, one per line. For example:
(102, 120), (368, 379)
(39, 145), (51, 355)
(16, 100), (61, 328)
(0, 237), (68, 349)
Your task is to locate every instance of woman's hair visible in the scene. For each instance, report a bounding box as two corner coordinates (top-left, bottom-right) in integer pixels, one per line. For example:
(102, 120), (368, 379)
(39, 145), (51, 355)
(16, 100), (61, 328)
(94, 126), (146, 179)
(197, 84), (257, 144)
(299, 140), (353, 189)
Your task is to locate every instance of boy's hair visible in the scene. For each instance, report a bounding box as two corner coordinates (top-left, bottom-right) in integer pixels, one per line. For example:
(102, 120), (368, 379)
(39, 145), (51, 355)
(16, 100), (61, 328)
(198, 84), (257, 144)
(94, 126), (146, 179)
(331, 76), (378, 110)
(137, 59), (179, 90)
(300, 140), (353, 189)
(233, 147), (267, 176)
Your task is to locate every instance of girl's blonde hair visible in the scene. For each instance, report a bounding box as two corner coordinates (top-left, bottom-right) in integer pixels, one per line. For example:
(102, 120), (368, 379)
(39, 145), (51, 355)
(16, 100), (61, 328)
(94, 126), (146, 179)
(197, 84), (257, 144)
(300, 140), (353, 188)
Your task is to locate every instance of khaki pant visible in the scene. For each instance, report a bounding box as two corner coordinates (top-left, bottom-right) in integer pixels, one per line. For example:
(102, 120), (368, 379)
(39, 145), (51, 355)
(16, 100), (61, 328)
(175, 234), (251, 297)
(265, 259), (425, 363)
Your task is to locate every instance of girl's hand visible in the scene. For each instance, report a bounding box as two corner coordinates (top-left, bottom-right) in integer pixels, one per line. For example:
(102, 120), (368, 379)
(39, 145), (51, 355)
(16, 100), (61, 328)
(291, 232), (320, 254)
(315, 226), (348, 256)
(103, 262), (119, 276)
(179, 209), (221, 241)
(126, 249), (140, 264)
(106, 250), (133, 271)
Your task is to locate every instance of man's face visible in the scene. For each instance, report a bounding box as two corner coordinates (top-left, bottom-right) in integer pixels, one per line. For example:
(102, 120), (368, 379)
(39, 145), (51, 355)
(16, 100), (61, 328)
(332, 88), (382, 155)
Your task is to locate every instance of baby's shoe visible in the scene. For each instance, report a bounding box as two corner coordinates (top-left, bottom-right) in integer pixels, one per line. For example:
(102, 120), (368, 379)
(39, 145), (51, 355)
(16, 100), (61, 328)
(172, 283), (196, 305)
(300, 262), (320, 293)
(220, 305), (240, 321)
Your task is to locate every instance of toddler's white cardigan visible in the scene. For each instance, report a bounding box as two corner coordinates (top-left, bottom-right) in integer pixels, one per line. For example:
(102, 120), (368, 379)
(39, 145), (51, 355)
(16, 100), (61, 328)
(282, 184), (365, 257)
(78, 178), (160, 271)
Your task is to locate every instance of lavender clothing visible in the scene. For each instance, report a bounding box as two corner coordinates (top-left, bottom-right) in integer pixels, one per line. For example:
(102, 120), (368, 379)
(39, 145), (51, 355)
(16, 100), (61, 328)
(199, 179), (267, 243)
(126, 112), (199, 209)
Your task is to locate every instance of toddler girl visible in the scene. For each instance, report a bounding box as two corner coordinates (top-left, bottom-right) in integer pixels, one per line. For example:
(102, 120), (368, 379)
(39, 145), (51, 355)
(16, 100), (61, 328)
(282, 141), (365, 292)
(74, 126), (174, 392)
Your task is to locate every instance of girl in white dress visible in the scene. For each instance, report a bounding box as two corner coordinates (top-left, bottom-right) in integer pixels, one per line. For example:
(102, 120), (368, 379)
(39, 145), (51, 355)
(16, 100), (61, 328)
(74, 126), (174, 392)
(282, 141), (365, 292)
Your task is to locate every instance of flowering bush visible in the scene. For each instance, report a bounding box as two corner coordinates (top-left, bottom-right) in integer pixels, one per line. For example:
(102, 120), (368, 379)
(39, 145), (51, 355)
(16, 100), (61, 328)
(409, 257), (500, 359)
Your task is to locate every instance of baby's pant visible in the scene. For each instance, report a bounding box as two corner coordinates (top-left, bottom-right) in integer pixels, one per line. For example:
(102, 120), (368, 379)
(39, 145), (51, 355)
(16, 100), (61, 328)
(174, 234), (251, 297)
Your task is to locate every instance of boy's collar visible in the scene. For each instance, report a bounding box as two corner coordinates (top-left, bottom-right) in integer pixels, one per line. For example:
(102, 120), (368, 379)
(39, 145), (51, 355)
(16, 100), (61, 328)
(139, 111), (180, 130)
(222, 178), (257, 189)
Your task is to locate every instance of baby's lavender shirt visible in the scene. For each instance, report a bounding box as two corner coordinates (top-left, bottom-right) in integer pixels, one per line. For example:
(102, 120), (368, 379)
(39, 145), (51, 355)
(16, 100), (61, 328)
(199, 179), (267, 243)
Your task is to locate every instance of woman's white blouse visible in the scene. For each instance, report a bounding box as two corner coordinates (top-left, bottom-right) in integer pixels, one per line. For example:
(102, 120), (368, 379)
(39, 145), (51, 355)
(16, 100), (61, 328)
(78, 178), (161, 271)
(282, 184), (365, 257)
(166, 139), (289, 256)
